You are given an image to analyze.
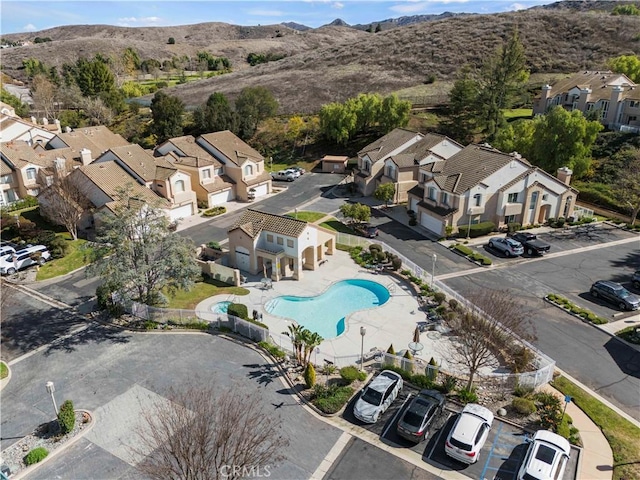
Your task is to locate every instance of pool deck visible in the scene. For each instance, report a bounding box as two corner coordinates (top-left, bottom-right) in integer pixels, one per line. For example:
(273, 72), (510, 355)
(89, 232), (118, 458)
(196, 250), (463, 371)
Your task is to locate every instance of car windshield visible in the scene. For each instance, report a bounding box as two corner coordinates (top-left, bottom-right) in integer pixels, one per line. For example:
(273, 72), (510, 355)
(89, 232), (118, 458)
(361, 387), (383, 405)
(617, 288), (631, 298)
(535, 444), (557, 464)
(506, 239), (519, 247)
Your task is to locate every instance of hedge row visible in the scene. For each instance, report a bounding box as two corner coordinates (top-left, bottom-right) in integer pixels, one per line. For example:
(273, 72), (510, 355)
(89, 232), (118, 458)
(546, 294), (607, 325)
(452, 244), (492, 266)
(458, 221), (496, 238)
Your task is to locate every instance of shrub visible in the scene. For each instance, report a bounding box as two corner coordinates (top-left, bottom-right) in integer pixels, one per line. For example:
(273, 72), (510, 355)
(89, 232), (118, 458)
(453, 243), (473, 256)
(258, 341), (286, 360)
(433, 292), (446, 304)
(448, 299), (459, 311)
(458, 221), (496, 238)
(512, 397), (537, 415)
(507, 222), (522, 233)
(227, 303), (249, 320)
(48, 235), (70, 259)
(304, 362), (316, 388)
(339, 365), (362, 384)
(369, 244), (382, 254)
(481, 257), (492, 266)
(391, 256), (402, 271)
(535, 392), (562, 430)
(207, 241), (221, 250)
(168, 37), (176, 44)
(24, 447), (48, 466)
(513, 383), (535, 398)
(203, 206), (227, 217)
(439, 374), (458, 393)
(410, 373), (434, 389)
(311, 384), (354, 414)
(457, 387), (478, 404)
(58, 399), (75, 434)
(321, 363), (337, 376)
(511, 346), (534, 373)
(386, 344), (396, 355)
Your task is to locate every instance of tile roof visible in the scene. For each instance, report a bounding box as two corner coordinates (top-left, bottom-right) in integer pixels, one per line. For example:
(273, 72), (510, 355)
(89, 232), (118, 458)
(159, 136), (222, 167)
(198, 130), (264, 166)
(322, 155), (349, 162)
(390, 153), (417, 169)
(229, 209), (308, 239)
(417, 200), (458, 217)
(244, 170), (272, 187)
(357, 128), (422, 163)
(545, 71), (635, 97)
(407, 185), (424, 198)
(78, 161), (169, 210)
(202, 175), (235, 193)
(1, 159), (13, 175)
(107, 144), (178, 183)
(54, 126), (129, 153)
(1, 142), (78, 169)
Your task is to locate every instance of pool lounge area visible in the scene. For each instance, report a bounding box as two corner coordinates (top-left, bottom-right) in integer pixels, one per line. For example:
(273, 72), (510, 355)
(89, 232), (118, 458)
(196, 249), (460, 371)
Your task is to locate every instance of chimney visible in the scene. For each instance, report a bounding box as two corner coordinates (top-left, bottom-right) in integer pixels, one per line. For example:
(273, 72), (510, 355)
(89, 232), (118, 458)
(42, 118), (49, 125)
(80, 148), (92, 166)
(54, 119), (61, 132)
(606, 85), (625, 125)
(557, 167), (573, 186)
(65, 126), (72, 133)
(54, 157), (66, 173)
(30, 116), (37, 124)
(576, 87), (592, 112)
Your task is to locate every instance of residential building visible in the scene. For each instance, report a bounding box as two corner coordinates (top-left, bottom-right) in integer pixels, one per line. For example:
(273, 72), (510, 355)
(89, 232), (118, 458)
(155, 135), (236, 207)
(94, 144), (197, 220)
(407, 144), (577, 237)
(321, 155), (349, 173)
(354, 128), (424, 196)
(227, 209), (336, 281)
(533, 71), (640, 132)
(0, 103), (61, 145)
(196, 130), (272, 202)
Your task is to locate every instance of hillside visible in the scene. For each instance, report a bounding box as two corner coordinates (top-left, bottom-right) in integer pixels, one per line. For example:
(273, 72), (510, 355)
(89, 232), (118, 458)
(1, 4), (639, 114)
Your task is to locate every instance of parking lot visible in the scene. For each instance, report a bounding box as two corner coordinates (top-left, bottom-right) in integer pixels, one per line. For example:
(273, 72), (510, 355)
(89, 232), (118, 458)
(344, 384), (580, 480)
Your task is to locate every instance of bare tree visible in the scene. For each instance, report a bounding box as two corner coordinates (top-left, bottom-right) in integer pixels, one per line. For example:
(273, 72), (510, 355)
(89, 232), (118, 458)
(448, 289), (535, 390)
(81, 97), (114, 125)
(31, 74), (57, 120)
(38, 168), (92, 240)
(613, 149), (640, 225)
(134, 381), (288, 480)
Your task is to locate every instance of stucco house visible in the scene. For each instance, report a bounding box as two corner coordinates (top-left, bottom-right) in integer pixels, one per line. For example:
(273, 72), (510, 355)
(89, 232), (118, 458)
(155, 135), (236, 208)
(0, 103), (61, 145)
(321, 155), (349, 173)
(227, 209), (336, 281)
(533, 71), (640, 132)
(94, 144), (197, 220)
(196, 130), (272, 202)
(379, 133), (463, 203)
(407, 144), (578, 237)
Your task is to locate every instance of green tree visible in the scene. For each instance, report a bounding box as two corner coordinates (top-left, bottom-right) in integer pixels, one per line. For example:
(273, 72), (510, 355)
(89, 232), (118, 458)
(22, 58), (48, 79)
(192, 92), (237, 135)
(529, 107), (603, 178)
(283, 323), (305, 364)
(613, 149), (640, 224)
(339, 202), (371, 224)
(57, 400), (75, 434)
(122, 47), (141, 76)
(375, 23), (382, 33)
(351, 93), (383, 132)
(301, 329), (323, 366)
(445, 69), (481, 144)
(378, 94), (411, 133)
(608, 55), (640, 83)
(319, 102), (357, 145)
(374, 183), (396, 207)
(75, 57), (116, 97)
(167, 37), (176, 44)
(234, 86), (278, 139)
(304, 362), (316, 388)
(88, 186), (200, 306)
(492, 119), (535, 157)
(285, 115), (305, 147)
(1, 89), (30, 117)
(477, 29), (529, 138)
(150, 91), (184, 143)
(612, 4), (640, 15)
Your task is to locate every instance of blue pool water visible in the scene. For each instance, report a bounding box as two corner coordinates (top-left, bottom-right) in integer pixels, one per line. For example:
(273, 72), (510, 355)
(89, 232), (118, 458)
(264, 279), (390, 339)
(210, 301), (232, 314)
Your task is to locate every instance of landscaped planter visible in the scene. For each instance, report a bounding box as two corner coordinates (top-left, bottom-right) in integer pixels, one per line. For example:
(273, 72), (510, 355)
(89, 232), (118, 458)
(544, 294), (607, 325)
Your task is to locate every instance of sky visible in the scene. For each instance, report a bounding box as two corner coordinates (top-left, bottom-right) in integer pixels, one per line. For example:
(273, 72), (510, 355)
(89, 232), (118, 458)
(1, 0), (556, 34)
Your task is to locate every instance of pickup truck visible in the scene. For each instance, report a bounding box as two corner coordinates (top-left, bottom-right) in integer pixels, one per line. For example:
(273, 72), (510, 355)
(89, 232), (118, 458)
(507, 231), (551, 256)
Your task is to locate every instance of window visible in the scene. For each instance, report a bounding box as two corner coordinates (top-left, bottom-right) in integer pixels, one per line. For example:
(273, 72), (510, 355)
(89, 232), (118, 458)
(45, 176), (53, 187)
(441, 192), (449, 205)
(215, 167), (223, 176)
(174, 179), (185, 192)
(629, 100), (639, 108)
(362, 159), (370, 172)
(244, 165), (253, 176)
(420, 173), (428, 183)
(507, 192), (518, 203)
(505, 214), (517, 224)
(26, 168), (36, 180)
(277, 237), (283, 246)
(530, 191), (538, 209)
(542, 193), (548, 201)
(601, 100), (609, 117)
(1, 175), (12, 184)
(474, 193), (482, 206)
(428, 187), (436, 201)
(202, 169), (211, 179)
(266, 234), (273, 243)
(287, 239), (294, 248)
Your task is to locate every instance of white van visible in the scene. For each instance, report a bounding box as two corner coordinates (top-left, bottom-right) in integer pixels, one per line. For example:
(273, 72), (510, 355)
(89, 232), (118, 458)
(0, 245), (51, 275)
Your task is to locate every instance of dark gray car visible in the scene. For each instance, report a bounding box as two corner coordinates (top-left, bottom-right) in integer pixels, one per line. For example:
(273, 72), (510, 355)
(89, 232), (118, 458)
(590, 280), (640, 311)
(396, 389), (445, 443)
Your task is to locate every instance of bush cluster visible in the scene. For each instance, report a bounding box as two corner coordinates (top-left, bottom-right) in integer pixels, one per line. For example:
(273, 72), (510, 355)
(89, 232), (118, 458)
(380, 363), (457, 392)
(202, 206), (227, 217)
(339, 365), (367, 384)
(457, 221), (496, 238)
(58, 399), (75, 434)
(512, 397), (537, 415)
(457, 387), (478, 404)
(311, 384), (354, 413)
(227, 303), (249, 320)
(24, 447), (48, 466)
(258, 341), (286, 359)
(546, 294), (607, 324)
(451, 244), (492, 265)
(0, 195), (38, 213)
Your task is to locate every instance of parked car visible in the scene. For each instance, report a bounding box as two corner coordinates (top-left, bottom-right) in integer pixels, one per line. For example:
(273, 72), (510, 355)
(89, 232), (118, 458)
(517, 430), (571, 480)
(284, 168), (301, 178)
(590, 280), (640, 311)
(632, 271), (640, 290)
(0, 244), (16, 258)
(488, 237), (524, 257)
(271, 170), (295, 182)
(445, 403), (494, 464)
(354, 223), (379, 238)
(0, 245), (51, 275)
(507, 231), (551, 256)
(353, 370), (403, 423)
(396, 389), (445, 443)
(289, 166), (305, 175)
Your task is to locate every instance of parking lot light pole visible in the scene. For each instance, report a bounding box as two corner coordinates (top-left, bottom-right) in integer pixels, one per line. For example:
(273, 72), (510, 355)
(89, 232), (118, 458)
(45, 381), (58, 416)
(467, 208), (473, 239)
(431, 254), (437, 288)
(360, 326), (366, 371)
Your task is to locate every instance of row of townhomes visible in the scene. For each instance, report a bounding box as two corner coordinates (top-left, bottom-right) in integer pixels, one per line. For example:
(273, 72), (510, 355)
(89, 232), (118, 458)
(533, 70), (640, 133)
(354, 128), (578, 238)
(0, 102), (272, 237)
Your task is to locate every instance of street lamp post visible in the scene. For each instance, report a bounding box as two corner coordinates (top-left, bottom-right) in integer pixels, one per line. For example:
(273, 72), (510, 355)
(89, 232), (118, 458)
(431, 254), (437, 288)
(45, 381), (58, 416)
(467, 208), (473, 240)
(360, 326), (367, 371)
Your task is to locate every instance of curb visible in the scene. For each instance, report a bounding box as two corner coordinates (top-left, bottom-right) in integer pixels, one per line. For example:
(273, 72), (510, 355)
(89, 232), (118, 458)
(0, 361), (12, 391)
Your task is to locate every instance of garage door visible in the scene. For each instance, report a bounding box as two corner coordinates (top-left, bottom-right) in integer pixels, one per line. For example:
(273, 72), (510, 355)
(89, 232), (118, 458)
(168, 203), (194, 221)
(209, 189), (235, 206)
(251, 184), (268, 198)
(235, 247), (250, 272)
(419, 213), (443, 236)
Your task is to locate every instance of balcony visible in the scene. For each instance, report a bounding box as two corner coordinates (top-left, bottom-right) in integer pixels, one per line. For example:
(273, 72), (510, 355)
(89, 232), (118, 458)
(504, 202), (523, 216)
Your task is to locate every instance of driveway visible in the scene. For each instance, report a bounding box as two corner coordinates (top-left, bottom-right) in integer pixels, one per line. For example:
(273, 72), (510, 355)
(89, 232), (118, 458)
(2, 330), (343, 479)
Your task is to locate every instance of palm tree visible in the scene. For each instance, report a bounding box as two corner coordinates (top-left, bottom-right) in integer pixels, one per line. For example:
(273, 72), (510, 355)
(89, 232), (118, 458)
(301, 330), (324, 366)
(283, 324), (304, 364)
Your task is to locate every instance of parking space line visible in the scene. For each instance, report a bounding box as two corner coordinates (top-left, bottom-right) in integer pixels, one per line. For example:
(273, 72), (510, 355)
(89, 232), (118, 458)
(381, 393), (412, 439)
(480, 422), (503, 480)
(310, 431), (352, 480)
(426, 412), (451, 460)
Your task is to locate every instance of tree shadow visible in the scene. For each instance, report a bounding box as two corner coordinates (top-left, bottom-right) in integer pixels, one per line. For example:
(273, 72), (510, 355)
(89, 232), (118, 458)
(44, 323), (131, 356)
(244, 363), (282, 387)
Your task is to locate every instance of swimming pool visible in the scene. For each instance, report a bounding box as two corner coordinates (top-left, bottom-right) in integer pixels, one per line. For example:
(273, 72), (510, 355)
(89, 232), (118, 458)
(210, 301), (232, 314)
(264, 279), (390, 339)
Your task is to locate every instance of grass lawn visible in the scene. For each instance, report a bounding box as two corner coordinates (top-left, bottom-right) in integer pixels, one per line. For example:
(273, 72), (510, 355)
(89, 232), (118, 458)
(616, 326), (640, 345)
(36, 234), (93, 281)
(319, 218), (356, 234)
(284, 211), (327, 223)
(551, 376), (640, 480)
(0, 361), (8, 379)
(504, 108), (533, 120)
(165, 278), (249, 310)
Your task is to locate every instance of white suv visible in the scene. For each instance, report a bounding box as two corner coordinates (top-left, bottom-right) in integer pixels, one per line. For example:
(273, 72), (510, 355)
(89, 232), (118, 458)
(445, 403), (494, 464)
(517, 430), (570, 480)
(271, 170), (295, 182)
(0, 245), (51, 275)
